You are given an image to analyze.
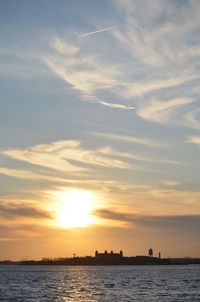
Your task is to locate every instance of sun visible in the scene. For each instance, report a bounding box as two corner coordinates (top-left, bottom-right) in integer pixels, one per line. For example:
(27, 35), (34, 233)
(54, 189), (96, 228)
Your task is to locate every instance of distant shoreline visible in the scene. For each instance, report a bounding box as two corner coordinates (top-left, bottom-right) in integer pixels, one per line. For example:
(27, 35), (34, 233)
(1, 256), (200, 266)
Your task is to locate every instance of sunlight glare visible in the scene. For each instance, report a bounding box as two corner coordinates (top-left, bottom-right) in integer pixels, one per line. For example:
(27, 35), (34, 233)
(55, 189), (96, 228)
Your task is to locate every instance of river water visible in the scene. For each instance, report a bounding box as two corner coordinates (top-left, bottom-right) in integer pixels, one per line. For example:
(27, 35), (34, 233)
(0, 265), (199, 301)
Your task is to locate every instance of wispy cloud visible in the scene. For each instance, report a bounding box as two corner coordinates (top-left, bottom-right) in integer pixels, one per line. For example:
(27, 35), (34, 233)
(0, 201), (51, 220)
(111, 0), (200, 127)
(161, 180), (181, 187)
(98, 100), (135, 110)
(98, 146), (183, 166)
(123, 75), (197, 98)
(44, 32), (199, 128)
(51, 37), (79, 55)
(138, 98), (193, 124)
(1, 140), (134, 177)
(187, 136), (200, 145)
(1, 138), (185, 192)
(2, 141), (86, 173)
(43, 38), (133, 111)
(0, 167), (64, 182)
(91, 131), (168, 148)
(40, 0), (200, 127)
(184, 109), (200, 130)
(93, 207), (200, 230)
(45, 55), (117, 97)
(114, 0), (200, 67)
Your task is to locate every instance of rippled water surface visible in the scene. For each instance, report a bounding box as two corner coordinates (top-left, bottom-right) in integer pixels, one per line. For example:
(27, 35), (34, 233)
(0, 265), (200, 301)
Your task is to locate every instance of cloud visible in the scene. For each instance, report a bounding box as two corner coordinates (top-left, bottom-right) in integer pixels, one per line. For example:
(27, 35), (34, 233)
(2, 0), (200, 129)
(187, 136), (200, 145)
(161, 180), (181, 186)
(2, 140), (134, 178)
(1, 138), (185, 191)
(185, 109), (200, 130)
(2, 140), (86, 173)
(98, 146), (184, 166)
(114, 0), (200, 67)
(0, 202), (51, 220)
(152, 189), (174, 198)
(98, 100), (135, 110)
(91, 131), (168, 148)
(39, 0), (200, 127)
(94, 207), (200, 230)
(2, 137), (179, 185)
(45, 57), (114, 96)
(138, 98), (193, 124)
(0, 167), (63, 182)
(111, 0), (200, 128)
(43, 38), (133, 111)
(123, 75), (197, 98)
(51, 37), (79, 55)
(45, 57), (131, 111)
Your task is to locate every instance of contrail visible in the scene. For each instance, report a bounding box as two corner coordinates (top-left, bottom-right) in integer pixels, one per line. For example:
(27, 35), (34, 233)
(80, 26), (116, 37)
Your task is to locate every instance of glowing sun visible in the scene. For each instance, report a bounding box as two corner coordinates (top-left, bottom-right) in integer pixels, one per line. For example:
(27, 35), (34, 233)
(55, 189), (96, 228)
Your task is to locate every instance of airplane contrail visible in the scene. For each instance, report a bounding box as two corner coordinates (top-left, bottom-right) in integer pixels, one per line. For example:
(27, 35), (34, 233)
(80, 26), (116, 37)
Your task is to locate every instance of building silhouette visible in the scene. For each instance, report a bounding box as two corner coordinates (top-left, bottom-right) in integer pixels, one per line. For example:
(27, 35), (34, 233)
(148, 248), (153, 257)
(95, 250), (123, 259)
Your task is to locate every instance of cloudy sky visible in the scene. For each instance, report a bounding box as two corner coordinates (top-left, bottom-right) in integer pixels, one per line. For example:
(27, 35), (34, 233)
(0, 0), (200, 260)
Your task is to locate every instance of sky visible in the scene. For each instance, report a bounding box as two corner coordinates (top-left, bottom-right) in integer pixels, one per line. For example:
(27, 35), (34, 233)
(0, 0), (200, 260)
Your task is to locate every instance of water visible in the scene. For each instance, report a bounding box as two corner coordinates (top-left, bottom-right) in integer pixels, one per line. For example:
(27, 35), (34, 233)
(0, 265), (199, 301)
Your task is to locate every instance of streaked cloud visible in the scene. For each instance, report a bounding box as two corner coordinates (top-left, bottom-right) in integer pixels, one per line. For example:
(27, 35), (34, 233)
(0, 138), (185, 195)
(123, 75), (197, 98)
(185, 109), (200, 130)
(0, 201), (51, 220)
(98, 146), (183, 166)
(45, 55), (117, 97)
(91, 131), (168, 148)
(51, 37), (79, 55)
(1, 140), (134, 176)
(114, 0), (200, 67)
(2, 141), (86, 173)
(0, 167), (62, 182)
(94, 208), (200, 228)
(93, 207), (200, 230)
(39, 0), (200, 128)
(98, 100), (135, 110)
(161, 180), (181, 187)
(187, 136), (200, 145)
(43, 38), (133, 111)
(138, 98), (193, 124)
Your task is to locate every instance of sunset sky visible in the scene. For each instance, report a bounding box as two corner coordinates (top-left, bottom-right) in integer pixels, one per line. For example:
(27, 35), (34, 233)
(1, 0), (200, 260)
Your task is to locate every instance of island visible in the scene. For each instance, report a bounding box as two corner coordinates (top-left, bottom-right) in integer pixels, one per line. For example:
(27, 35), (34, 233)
(1, 249), (200, 266)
